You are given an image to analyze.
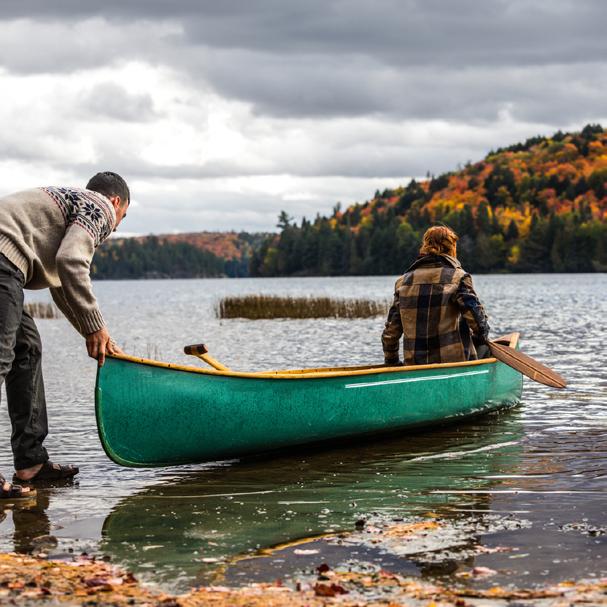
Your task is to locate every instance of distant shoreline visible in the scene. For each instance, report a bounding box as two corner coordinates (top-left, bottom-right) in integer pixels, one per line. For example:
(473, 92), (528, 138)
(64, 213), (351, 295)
(91, 270), (607, 280)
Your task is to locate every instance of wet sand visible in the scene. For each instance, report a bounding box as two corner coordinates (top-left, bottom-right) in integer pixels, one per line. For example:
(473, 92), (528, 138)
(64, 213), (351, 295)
(0, 550), (605, 606)
(3, 516), (606, 605)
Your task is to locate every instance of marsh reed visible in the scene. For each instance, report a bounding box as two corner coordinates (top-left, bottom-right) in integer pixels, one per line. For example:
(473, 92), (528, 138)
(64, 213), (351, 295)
(24, 302), (60, 319)
(217, 294), (388, 319)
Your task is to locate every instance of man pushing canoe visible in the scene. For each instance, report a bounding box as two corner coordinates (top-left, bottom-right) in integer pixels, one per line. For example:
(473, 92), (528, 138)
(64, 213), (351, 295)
(382, 225), (490, 366)
(0, 172), (129, 499)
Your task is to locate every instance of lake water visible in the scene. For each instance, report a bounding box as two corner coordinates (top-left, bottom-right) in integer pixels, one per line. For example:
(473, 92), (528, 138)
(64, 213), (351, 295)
(0, 274), (605, 593)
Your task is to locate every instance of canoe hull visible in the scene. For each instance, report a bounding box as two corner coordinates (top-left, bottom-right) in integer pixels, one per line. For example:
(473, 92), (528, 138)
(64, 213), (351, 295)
(95, 351), (523, 467)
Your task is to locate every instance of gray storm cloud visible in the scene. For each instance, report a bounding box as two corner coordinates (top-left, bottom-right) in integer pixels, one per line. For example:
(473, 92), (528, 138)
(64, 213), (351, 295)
(3, 0), (606, 66)
(1, 1), (605, 123)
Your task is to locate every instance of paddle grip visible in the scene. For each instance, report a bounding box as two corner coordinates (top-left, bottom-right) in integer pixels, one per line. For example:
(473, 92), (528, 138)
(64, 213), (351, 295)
(184, 343), (209, 356)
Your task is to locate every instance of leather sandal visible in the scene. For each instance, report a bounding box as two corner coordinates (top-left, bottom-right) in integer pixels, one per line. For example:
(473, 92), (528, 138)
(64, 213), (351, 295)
(15, 462), (79, 483)
(0, 475), (36, 501)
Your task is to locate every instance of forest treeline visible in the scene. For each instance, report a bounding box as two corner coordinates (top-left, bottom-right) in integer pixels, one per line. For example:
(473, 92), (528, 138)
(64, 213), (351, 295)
(92, 235), (251, 279)
(92, 124), (607, 279)
(251, 124), (607, 275)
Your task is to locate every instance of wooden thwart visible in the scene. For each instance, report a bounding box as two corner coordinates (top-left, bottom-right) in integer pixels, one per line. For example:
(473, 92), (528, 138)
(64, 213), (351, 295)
(488, 340), (566, 389)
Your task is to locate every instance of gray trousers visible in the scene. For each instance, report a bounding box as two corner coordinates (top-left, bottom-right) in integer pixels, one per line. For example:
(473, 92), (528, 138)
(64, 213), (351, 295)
(0, 254), (49, 470)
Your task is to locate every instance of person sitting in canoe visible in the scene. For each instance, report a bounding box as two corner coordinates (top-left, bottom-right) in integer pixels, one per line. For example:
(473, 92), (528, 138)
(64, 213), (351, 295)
(0, 172), (129, 498)
(382, 225), (490, 367)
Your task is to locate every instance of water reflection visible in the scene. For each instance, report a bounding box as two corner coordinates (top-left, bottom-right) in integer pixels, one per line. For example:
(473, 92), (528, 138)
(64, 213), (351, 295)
(1, 485), (62, 555)
(101, 410), (523, 590)
(12, 494), (51, 554)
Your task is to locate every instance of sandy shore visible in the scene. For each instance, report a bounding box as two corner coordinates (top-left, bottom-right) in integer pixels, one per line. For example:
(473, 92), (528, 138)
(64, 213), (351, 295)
(0, 552), (605, 607)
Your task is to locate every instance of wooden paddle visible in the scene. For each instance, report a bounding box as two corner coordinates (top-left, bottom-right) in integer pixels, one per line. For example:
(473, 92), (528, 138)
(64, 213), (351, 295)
(487, 339), (566, 389)
(184, 343), (230, 371)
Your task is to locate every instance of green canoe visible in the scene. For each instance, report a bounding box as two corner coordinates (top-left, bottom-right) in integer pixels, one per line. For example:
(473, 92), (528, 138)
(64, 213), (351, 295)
(95, 334), (523, 467)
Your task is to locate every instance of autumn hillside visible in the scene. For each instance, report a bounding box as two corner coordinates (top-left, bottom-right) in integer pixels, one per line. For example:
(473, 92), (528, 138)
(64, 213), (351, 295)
(92, 124), (607, 279)
(92, 231), (267, 279)
(251, 124), (607, 276)
(136, 232), (249, 261)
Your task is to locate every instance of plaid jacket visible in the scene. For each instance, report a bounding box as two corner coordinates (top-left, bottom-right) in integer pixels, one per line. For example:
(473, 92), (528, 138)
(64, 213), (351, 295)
(382, 254), (490, 366)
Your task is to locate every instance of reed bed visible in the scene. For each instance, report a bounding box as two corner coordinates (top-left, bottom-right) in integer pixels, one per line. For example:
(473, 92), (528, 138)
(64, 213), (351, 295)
(24, 302), (60, 319)
(217, 294), (389, 319)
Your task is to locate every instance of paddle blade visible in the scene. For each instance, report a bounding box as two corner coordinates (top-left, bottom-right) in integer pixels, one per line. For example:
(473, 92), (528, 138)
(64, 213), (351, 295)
(488, 341), (567, 389)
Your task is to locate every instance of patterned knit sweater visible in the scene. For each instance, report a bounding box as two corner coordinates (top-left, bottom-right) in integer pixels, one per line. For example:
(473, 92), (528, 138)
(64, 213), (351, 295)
(0, 187), (116, 335)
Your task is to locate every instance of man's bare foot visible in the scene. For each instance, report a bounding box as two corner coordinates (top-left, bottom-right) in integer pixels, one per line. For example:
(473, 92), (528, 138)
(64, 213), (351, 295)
(14, 464), (43, 482)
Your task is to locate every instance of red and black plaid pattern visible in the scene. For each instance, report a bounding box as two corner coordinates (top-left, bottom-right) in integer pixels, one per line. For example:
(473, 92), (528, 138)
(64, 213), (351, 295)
(382, 255), (489, 366)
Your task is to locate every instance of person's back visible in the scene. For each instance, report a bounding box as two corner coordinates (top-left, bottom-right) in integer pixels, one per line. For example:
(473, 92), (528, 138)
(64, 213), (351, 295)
(382, 226), (489, 366)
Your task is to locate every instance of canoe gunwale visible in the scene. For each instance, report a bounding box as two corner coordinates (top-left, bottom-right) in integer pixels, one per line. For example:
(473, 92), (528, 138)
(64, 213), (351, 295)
(105, 333), (519, 380)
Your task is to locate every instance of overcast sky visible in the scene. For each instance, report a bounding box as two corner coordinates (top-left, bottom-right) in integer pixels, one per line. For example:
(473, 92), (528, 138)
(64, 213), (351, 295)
(1, 1), (606, 234)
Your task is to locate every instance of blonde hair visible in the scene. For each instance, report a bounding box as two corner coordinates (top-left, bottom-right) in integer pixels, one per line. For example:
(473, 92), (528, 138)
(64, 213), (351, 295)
(419, 226), (458, 257)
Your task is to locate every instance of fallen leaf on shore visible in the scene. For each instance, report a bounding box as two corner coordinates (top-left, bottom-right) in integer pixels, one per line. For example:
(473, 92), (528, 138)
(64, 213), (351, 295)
(382, 520), (441, 538)
(84, 577), (109, 587)
(7, 581), (24, 590)
(314, 582), (348, 597)
(316, 563), (330, 574)
(456, 566), (497, 578)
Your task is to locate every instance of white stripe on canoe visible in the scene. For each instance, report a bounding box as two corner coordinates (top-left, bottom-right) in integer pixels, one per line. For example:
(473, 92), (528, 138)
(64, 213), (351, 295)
(344, 369), (489, 389)
(430, 490), (603, 494)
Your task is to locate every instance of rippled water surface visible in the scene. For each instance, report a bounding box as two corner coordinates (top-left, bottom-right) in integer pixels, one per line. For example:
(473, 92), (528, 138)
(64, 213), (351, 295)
(0, 274), (605, 592)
